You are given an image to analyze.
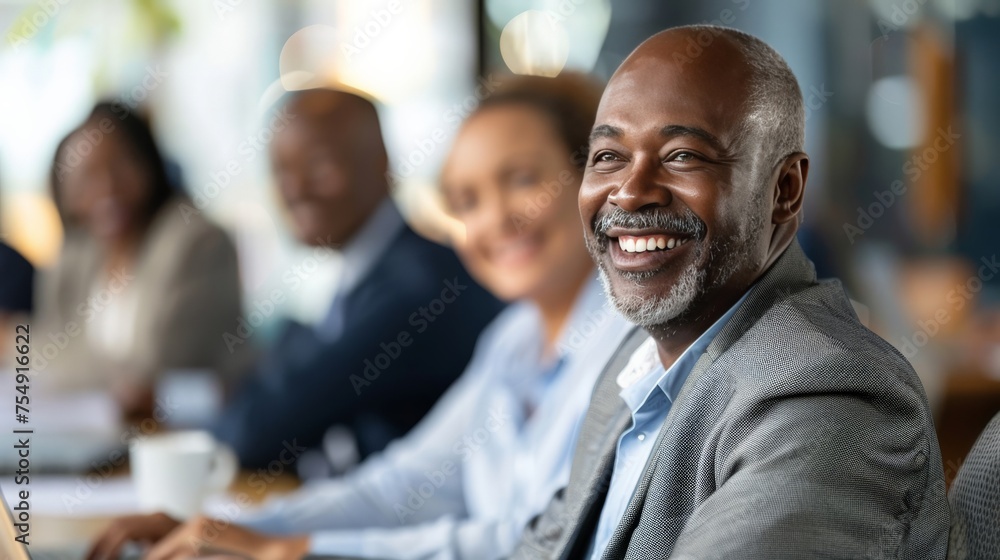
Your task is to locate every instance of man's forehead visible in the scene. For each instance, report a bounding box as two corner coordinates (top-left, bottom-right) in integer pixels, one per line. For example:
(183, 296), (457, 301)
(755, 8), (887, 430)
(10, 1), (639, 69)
(276, 115), (349, 144)
(597, 29), (751, 118)
(594, 59), (746, 146)
(621, 27), (750, 78)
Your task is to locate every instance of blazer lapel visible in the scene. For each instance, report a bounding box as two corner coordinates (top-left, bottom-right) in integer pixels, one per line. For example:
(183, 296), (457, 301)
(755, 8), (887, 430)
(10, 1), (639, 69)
(556, 326), (648, 559)
(601, 350), (715, 559)
(566, 404), (633, 557)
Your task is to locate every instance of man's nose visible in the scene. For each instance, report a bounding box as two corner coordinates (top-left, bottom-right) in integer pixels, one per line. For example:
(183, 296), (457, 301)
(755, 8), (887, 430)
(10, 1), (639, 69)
(86, 169), (116, 199)
(475, 190), (518, 238)
(607, 156), (672, 213)
(280, 173), (309, 200)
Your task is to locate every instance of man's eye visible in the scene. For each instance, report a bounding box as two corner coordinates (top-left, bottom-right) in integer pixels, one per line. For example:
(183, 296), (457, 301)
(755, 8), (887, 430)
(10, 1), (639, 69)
(447, 193), (476, 215)
(510, 171), (539, 186)
(669, 151), (699, 163)
(593, 152), (618, 164)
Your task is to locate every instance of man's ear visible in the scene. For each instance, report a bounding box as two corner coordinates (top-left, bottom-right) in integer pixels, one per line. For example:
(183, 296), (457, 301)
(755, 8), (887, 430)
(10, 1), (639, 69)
(772, 153), (808, 225)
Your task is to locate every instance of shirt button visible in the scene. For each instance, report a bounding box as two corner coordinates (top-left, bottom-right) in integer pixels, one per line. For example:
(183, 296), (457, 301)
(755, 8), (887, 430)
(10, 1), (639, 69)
(637, 433), (646, 441)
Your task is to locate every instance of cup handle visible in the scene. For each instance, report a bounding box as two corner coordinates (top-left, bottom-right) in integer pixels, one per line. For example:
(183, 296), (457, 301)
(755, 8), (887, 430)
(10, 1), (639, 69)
(206, 444), (238, 493)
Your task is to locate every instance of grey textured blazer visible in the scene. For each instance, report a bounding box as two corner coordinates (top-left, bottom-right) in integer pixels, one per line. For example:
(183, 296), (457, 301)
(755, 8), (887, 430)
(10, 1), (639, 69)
(513, 241), (951, 559)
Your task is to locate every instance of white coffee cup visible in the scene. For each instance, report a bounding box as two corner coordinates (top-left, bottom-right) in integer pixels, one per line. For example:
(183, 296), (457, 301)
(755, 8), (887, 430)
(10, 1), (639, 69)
(129, 430), (238, 519)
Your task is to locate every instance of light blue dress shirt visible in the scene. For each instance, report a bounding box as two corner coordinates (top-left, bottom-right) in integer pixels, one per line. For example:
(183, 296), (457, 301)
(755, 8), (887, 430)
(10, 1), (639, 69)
(233, 275), (631, 559)
(588, 291), (750, 559)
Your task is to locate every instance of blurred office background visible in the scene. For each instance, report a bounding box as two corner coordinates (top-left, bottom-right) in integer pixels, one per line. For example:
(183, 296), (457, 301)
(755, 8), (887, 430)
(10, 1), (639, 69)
(1, 0), (998, 479)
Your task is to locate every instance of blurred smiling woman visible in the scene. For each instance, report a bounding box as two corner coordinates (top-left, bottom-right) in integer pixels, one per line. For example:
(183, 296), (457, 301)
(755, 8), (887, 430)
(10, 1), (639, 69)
(88, 73), (632, 560)
(443, 77), (598, 346)
(35, 104), (244, 413)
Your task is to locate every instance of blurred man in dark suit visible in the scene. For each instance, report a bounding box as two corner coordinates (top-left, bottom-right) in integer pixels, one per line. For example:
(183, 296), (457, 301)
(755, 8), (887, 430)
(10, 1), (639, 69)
(213, 89), (503, 469)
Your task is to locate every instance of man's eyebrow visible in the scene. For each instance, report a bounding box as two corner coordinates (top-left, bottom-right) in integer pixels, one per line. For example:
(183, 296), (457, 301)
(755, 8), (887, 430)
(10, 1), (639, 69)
(590, 123), (733, 156)
(589, 124), (622, 141)
(660, 124), (730, 155)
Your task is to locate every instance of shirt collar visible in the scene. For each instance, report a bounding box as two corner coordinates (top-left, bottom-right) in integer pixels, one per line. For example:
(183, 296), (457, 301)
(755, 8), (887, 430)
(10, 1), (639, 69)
(337, 198), (405, 295)
(617, 289), (752, 413)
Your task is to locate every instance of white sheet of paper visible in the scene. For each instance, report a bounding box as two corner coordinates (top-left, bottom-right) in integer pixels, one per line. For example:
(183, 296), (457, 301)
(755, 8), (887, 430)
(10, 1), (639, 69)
(0, 476), (260, 520)
(0, 476), (140, 517)
(0, 370), (122, 436)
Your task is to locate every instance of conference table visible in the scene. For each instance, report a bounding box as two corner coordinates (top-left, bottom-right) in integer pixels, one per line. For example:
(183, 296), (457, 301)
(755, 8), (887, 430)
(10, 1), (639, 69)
(0, 368), (303, 549)
(7, 468), (301, 549)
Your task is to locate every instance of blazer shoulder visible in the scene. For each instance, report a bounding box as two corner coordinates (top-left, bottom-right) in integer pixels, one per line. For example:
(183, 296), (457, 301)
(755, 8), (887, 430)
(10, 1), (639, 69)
(388, 226), (460, 264)
(722, 279), (927, 409)
(701, 281), (944, 520)
(142, 197), (239, 271)
(152, 197), (235, 248)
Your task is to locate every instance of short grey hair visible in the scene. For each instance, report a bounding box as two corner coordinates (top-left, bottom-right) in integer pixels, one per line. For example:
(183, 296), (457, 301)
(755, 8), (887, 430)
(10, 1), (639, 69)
(681, 25), (805, 183)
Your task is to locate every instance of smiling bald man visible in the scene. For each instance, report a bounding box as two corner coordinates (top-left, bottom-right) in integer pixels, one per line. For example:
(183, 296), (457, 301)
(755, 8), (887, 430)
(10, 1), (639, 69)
(512, 25), (950, 560)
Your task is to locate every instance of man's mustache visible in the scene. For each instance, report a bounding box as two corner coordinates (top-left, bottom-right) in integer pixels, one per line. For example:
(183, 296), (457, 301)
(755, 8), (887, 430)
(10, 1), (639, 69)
(590, 207), (707, 250)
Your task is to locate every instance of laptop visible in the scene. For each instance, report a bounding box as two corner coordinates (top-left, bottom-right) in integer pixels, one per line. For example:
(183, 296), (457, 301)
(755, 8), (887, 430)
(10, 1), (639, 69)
(0, 491), (140, 560)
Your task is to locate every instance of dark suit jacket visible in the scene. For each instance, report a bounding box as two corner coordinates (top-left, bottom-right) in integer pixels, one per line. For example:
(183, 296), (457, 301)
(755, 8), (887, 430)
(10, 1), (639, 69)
(513, 241), (950, 559)
(214, 226), (504, 469)
(0, 242), (34, 313)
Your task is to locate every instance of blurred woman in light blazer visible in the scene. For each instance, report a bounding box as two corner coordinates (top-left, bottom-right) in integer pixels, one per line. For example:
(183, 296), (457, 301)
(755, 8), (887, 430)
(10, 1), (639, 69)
(35, 103), (245, 414)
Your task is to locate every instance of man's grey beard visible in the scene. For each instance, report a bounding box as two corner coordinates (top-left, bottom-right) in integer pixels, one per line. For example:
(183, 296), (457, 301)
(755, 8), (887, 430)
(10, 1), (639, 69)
(592, 216), (760, 329)
(586, 194), (765, 330)
(597, 259), (704, 328)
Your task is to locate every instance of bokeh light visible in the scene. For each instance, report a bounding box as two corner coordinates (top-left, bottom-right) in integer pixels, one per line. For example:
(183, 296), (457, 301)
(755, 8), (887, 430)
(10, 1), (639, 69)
(499, 10), (569, 77)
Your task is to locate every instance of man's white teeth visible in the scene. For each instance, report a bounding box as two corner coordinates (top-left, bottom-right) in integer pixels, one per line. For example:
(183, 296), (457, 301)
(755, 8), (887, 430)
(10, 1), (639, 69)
(617, 235), (688, 253)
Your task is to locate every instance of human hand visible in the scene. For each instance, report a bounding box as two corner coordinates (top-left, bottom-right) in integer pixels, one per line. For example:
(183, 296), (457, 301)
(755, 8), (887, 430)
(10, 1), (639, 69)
(142, 515), (308, 560)
(110, 378), (155, 420)
(86, 512), (180, 560)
